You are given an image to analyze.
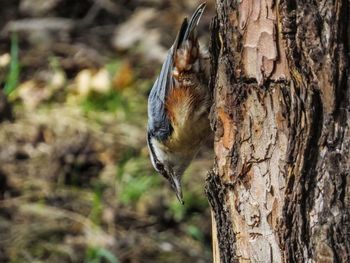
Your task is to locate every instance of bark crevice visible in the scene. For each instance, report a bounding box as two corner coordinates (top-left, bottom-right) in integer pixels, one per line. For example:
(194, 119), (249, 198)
(205, 168), (237, 263)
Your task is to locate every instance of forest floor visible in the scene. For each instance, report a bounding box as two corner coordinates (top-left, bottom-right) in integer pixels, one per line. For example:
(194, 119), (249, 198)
(0, 1), (214, 262)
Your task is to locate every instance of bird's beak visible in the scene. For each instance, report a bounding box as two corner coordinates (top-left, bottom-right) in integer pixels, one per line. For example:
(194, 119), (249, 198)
(171, 176), (184, 205)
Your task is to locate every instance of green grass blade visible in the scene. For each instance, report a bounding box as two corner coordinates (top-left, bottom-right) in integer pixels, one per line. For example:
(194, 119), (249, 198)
(4, 32), (20, 95)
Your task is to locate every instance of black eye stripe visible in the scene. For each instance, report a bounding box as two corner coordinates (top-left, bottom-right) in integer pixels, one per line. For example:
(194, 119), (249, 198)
(155, 160), (163, 170)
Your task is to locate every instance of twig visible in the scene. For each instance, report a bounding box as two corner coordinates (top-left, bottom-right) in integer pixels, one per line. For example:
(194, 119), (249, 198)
(2, 18), (74, 35)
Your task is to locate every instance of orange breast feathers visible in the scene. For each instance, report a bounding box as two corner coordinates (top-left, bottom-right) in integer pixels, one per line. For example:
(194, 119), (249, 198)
(164, 85), (210, 153)
(165, 86), (196, 129)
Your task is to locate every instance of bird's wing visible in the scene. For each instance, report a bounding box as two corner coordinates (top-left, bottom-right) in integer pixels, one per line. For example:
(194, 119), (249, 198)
(147, 50), (174, 141)
(147, 3), (206, 141)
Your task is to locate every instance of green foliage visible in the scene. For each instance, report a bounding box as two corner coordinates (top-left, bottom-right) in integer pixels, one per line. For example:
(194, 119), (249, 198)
(183, 191), (208, 212)
(4, 33), (20, 95)
(186, 225), (204, 241)
(85, 247), (119, 263)
(116, 155), (160, 205)
(105, 61), (121, 76)
(116, 149), (136, 175)
(168, 199), (187, 221)
(168, 191), (207, 222)
(119, 174), (158, 204)
(89, 184), (103, 225)
(81, 90), (129, 113)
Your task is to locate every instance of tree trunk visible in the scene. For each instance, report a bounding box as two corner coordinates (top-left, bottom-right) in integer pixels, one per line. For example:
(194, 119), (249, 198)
(206, 1), (350, 262)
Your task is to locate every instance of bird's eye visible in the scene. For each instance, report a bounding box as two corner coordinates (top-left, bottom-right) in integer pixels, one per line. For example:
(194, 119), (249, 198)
(155, 161), (165, 174)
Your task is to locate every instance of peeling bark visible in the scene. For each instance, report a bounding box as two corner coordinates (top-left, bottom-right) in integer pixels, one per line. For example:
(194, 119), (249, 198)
(207, 0), (350, 262)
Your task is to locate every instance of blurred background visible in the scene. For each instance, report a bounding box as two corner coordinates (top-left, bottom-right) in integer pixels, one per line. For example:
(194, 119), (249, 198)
(0, 1), (215, 262)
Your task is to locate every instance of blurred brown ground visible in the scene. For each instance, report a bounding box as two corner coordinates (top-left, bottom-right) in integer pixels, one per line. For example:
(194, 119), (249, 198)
(0, 1), (215, 262)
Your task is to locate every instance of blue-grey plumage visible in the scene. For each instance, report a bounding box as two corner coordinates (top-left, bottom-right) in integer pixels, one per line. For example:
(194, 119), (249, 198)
(147, 3), (211, 204)
(147, 52), (173, 142)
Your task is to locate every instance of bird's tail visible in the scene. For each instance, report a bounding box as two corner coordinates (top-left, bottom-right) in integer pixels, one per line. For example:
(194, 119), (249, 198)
(174, 2), (206, 50)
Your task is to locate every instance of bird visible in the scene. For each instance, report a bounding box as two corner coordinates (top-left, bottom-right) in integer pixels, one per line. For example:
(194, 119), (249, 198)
(147, 3), (211, 204)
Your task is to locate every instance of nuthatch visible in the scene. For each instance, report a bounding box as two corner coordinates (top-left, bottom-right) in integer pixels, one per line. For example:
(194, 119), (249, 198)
(147, 3), (211, 204)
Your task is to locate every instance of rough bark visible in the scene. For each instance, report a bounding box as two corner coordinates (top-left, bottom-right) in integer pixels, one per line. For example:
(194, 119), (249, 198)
(206, 0), (350, 262)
